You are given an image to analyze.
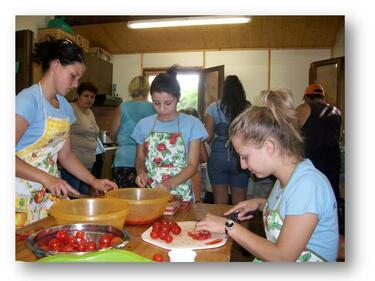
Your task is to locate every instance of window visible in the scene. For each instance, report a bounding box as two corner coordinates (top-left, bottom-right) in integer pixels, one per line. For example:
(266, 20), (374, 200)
(144, 67), (201, 112)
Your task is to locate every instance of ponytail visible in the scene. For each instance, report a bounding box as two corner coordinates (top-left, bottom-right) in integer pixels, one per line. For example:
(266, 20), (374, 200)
(229, 88), (304, 160)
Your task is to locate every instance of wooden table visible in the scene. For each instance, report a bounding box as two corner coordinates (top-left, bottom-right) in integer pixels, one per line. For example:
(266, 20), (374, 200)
(16, 203), (233, 262)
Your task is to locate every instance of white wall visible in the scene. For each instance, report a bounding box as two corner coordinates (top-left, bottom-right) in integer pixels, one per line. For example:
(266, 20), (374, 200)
(206, 50), (268, 103)
(113, 49), (331, 104)
(15, 16), (52, 40)
(112, 54), (141, 98)
(270, 49), (331, 104)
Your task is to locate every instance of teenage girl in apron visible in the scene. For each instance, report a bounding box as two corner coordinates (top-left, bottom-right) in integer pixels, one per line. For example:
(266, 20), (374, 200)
(196, 88), (339, 262)
(134, 67), (207, 202)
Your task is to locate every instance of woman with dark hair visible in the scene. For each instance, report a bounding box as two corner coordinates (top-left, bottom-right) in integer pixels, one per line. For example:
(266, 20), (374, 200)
(109, 76), (155, 188)
(15, 39), (117, 227)
(60, 82), (100, 195)
(132, 66), (208, 202)
(204, 75), (251, 205)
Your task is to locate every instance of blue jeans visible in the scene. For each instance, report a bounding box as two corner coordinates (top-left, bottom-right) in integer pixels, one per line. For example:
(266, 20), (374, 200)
(60, 168), (91, 195)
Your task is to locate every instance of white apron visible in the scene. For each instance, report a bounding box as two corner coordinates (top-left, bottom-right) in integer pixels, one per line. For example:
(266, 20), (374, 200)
(143, 114), (193, 201)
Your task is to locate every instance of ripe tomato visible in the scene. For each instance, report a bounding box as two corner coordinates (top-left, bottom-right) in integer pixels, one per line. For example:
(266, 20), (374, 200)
(56, 230), (69, 241)
(153, 253), (164, 262)
(77, 242), (87, 252)
(161, 225), (170, 233)
(75, 230), (85, 239)
(110, 236), (123, 247)
(150, 230), (159, 240)
(61, 245), (75, 252)
(164, 234), (173, 244)
(159, 231), (168, 241)
(170, 225), (181, 235)
(86, 241), (97, 251)
(152, 222), (163, 231)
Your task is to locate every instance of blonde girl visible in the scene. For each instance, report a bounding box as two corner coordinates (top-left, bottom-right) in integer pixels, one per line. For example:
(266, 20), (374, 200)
(196, 88), (339, 262)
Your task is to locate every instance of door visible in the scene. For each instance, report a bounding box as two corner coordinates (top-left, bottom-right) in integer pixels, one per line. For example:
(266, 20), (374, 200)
(16, 30), (34, 95)
(198, 65), (224, 119)
(309, 57), (345, 144)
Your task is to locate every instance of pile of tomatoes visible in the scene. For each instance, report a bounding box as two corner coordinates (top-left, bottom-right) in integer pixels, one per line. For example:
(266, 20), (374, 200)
(187, 230), (211, 240)
(37, 229), (123, 253)
(149, 219), (182, 244)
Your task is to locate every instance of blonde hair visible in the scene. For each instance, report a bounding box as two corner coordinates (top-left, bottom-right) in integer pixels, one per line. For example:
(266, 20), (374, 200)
(128, 76), (150, 98)
(229, 88), (304, 160)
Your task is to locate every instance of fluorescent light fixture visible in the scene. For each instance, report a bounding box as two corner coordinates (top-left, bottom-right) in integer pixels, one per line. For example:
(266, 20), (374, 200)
(127, 16), (251, 29)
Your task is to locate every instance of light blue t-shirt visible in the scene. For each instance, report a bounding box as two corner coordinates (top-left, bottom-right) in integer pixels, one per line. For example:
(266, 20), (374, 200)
(16, 84), (76, 151)
(267, 159), (339, 261)
(113, 101), (156, 167)
(131, 113), (208, 153)
(205, 100), (230, 125)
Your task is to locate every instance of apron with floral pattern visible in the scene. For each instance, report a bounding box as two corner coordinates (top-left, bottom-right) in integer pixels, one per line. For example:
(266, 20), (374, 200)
(15, 83), (70, 227)
(143, 114), (193, 201)
(253, 192), (326, 262)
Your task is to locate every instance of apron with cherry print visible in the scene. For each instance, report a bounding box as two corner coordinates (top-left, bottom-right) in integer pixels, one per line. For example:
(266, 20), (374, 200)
(143, 114), (193, 202)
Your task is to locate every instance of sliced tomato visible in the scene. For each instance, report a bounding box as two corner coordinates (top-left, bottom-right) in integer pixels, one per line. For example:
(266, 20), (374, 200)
(204, 238), (223, 245)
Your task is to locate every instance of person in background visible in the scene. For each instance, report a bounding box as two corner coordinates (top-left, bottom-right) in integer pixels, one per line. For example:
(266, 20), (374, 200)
(15, 39), (118, 227)
(295, 84), (342, 205)
(204, 75), (251, 205)
(109, 76), (155, 188)
(59, 82), (100, 195)
(196, 88), (339, 262)
(132, 66), (208, 202)
(179, 107), (209, 201)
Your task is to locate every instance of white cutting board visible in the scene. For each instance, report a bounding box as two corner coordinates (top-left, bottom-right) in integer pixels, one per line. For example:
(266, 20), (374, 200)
(141, 221), (228, 250)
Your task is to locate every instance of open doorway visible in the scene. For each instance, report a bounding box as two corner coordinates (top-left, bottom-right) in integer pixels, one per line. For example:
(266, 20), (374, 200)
(144, 67), (201, 116)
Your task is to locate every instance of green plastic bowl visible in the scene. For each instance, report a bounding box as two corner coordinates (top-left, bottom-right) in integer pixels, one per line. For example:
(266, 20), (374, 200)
(37, 249), (152, 262)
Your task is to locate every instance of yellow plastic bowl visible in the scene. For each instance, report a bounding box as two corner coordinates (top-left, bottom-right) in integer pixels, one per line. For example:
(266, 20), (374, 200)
(48, 198), (129, 229)
(105, 188), (171, 225)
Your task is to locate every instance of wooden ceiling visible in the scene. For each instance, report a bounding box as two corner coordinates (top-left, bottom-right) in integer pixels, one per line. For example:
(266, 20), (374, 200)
(62, 16), (344, 54)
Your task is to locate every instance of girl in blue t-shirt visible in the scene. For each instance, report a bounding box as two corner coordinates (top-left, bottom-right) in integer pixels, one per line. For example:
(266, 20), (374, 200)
(132, 66), (208, 202)
(16, 39), (117, 227)
(196, 88), (339, 262)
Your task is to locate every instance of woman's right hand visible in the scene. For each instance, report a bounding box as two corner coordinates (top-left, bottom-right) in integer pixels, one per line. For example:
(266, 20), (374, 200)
(42, 174), (80, 198)
(135, 172), (148, 188)
(224, 198), (264, 221)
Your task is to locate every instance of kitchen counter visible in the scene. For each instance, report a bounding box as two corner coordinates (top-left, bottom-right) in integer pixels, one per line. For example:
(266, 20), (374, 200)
(16, 203), (233, 262)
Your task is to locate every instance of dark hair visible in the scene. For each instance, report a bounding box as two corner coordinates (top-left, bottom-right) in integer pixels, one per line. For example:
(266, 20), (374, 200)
(304, 94), (324, 101)
(150, 65), (181, 100)
(179, 107), (199, 118)
(33, 38), (86, 73)
(77, 82), (98, 96)
(220, 75), (251, 122)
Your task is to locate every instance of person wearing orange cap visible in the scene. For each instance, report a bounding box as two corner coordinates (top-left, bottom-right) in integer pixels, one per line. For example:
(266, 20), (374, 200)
(296, 84), (342, 206)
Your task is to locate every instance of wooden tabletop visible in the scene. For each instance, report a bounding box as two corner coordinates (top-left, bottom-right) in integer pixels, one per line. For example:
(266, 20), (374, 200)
(16, 203), (233, 262)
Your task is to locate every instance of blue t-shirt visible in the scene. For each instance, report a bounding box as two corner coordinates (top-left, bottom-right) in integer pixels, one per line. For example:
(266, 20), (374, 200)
(205, 100), (230, 125)
(131, 113), (208, 153)
(267, 159), (339, 261)
(16, 84), (76, 151)
(113, 101), (156, 167)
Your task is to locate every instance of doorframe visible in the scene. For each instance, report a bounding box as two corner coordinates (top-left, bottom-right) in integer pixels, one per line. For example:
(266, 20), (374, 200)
(198, 65), (224, 119)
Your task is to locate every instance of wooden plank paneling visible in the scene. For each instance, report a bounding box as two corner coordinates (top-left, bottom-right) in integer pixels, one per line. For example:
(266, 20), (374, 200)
(71, 16), (344, 54)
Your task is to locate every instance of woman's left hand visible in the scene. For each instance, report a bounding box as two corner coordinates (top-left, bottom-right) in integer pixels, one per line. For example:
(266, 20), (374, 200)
(154, 181), (172, 192)
(90, 178), (118, 193)
(195, 213), (227, 234)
